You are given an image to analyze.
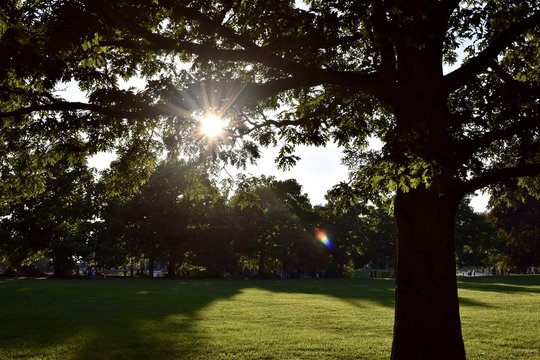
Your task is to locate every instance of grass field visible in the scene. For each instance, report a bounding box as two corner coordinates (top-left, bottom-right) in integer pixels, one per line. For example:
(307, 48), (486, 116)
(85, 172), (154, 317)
(0, 276), (538, 359)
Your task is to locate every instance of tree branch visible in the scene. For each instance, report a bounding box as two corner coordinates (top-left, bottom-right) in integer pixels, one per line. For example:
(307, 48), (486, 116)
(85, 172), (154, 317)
(244, 116), (314, 135)
(458, 162), (540, 195)
(371, 0), (397, 78)
(94, 2), (388, 99)
(458, 116), (540, 157)
(244, 95), (342, 135)
(444, 11), (540, 92)
(0, 75), (312, 121)
(0, 102), (166, 120)
(489, 60), (519, 84)
(105, 35), (386, 103)
(0, 77), (335, 120)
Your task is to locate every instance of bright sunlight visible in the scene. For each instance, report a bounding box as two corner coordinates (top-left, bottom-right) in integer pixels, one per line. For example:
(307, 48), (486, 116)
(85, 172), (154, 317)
(199, 113), (228, 139)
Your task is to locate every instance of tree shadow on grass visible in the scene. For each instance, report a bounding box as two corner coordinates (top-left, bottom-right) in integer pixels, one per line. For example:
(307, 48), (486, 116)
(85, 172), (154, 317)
(250, 278), (396, 309)
(0, 278), (244, 360)
(457, 275), (540, 295)
(458, 296), (493, 308)
(0, 277), (395, 360)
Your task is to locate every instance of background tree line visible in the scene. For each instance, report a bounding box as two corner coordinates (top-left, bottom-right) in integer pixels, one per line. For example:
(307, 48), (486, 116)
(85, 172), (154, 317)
(1, 157), (537, 278)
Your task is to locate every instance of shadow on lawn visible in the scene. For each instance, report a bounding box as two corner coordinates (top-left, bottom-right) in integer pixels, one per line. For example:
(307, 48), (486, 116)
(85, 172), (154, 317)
(0, 278), (241, 360)
(457, 296), (493, 308)
(251, 277), (396, 309)
(0, 277), (394, 360)
(458, 275), (540, 295)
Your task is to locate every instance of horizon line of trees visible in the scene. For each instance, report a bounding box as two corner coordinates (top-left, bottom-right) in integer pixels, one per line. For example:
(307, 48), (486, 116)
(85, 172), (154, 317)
(0, 157), (538, 278)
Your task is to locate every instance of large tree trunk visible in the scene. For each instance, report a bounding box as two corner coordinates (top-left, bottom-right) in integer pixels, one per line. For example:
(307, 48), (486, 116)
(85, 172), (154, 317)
(53, 263), (66, 277)
(167, 254), (176, 277)
(148, 257), (154, 278)
(166, 235), (181, 277)
(52, 250), (69, 277)
(257, 242), (267, 277)
(391, 188), (465, 359)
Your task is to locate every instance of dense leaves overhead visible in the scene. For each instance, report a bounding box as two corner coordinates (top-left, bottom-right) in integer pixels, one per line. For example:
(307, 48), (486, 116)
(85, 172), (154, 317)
(0, 0), (538, 205)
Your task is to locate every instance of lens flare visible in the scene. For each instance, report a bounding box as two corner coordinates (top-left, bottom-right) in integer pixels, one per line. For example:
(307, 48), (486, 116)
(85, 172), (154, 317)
(315, 229), (333, 248)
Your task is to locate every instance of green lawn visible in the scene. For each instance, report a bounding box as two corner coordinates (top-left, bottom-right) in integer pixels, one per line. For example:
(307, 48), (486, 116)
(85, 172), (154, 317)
(0, 276), (538, 359)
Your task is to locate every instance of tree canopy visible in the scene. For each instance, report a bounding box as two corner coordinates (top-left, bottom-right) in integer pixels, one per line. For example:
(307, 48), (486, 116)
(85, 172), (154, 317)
(1, 1), (538, 198)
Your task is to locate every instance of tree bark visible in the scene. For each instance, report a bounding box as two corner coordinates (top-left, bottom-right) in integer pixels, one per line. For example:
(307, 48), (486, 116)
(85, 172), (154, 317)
(391, 188), (465, 360)
(53, 263), (66, 277)
(257, 244), (266, 277)
(167, 254), (176, 277)
(52, 250), (69, 277)
(148, 257), (154, 278)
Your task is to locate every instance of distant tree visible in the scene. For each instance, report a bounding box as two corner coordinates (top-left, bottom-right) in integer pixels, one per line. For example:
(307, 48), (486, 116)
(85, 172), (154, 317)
(270, 178), (319, 275)
(322, 190), (395, 275)
(318, 202), (366, 276)
(115, 158), (227, 277)
(122, 160), (191, 277)
(490, 196), (540, 271)
(363, 206), (396, 270)
(88, 188), (130, 269)
(231, 176), (315, 277)
(178, 169), (234, 277)
(454, 199), (500, 269)
(0, 217), (37, 273)
(1, 159), (95, 276)
(189, 197), (236, 277)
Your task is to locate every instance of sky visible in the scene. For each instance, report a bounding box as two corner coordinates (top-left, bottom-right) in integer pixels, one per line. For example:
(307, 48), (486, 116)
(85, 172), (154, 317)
(227, 142), (349, 206)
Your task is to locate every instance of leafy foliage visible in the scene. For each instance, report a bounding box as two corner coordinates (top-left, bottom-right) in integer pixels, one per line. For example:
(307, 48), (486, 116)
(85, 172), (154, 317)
(0, 159), (96, 275)
(230, 175), (320, 276)
(454, 199), (500, 268)
(490, 196), (540, 270)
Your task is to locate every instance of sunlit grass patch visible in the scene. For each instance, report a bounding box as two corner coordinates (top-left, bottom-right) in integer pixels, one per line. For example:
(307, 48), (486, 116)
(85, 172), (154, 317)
(193, 287), (393, 359)
(458, 276), (540, 360)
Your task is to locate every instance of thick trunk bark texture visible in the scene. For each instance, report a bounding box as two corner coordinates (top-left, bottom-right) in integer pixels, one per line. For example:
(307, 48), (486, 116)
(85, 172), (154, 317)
(391, 188), (465, 359)
(167, 257), (176, 277)
(257, 249), (266, 277)
(53, 264), (66, 277)
(167, 245), (178, 277)
(53, 251), (69, 277)
(148, 257), (154, 278)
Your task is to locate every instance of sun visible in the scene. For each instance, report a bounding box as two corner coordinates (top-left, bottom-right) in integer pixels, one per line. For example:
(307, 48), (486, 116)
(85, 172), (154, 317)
(199, 113), (228, 139)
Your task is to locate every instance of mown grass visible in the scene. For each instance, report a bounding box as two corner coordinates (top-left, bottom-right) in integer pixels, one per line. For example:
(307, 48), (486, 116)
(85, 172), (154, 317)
(458, 276), (540, 359)
(0, 276), (538, 359)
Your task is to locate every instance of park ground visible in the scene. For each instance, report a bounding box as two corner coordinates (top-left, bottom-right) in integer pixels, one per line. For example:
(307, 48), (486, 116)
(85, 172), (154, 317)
(0, 276), (538, 359)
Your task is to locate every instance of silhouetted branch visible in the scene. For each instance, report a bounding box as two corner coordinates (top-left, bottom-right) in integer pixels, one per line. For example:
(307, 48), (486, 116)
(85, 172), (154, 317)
(93, 2), (389, 100)
(445, 11), (540, 92)
(458, 162), (540, 195)
(0, 102), (165, 120)
(459, 116), (540, 156)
